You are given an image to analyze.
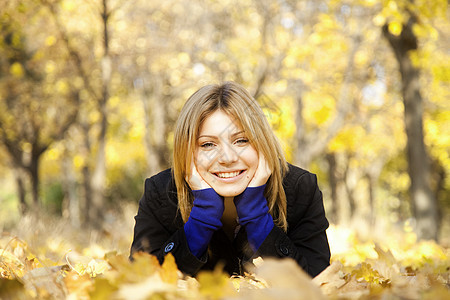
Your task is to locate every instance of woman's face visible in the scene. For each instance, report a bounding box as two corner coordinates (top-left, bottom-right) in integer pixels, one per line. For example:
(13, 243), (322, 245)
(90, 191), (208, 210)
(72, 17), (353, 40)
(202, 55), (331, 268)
(194, 110), (259, 197)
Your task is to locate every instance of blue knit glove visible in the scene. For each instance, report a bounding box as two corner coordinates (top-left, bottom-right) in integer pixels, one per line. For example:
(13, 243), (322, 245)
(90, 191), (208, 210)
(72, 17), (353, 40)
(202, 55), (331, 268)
(234, 185), (274, 251)
(184, 188), (224, 258)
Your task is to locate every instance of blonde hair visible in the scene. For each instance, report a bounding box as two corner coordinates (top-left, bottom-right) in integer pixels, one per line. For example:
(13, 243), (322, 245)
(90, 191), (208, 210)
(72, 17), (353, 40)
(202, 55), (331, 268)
(173, 82), (288, 231)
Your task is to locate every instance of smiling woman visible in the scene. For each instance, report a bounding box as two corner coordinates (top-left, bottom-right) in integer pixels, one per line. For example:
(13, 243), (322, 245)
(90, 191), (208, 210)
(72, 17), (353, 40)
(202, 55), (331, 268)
(194, 110), (259, 197)
(130, 82), (331, 278)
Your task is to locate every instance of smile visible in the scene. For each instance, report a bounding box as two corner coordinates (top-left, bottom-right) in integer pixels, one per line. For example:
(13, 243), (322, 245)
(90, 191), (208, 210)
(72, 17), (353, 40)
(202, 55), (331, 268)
(214, 170), (244, 179)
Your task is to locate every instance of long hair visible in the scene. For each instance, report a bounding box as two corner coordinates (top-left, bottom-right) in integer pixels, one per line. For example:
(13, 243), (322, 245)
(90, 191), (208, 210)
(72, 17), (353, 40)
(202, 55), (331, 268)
(173, 82), (288, 231)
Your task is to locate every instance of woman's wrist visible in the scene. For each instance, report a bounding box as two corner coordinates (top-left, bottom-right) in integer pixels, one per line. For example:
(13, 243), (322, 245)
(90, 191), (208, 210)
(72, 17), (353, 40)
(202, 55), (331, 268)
(233, 185), (267, 222)
(234, 185), (273, 251)
(184, 188), (224, 258)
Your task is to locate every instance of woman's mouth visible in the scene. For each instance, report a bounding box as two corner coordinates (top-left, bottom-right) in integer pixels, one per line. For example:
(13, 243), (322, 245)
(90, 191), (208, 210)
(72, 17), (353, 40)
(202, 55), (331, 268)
(213, 170), (245, 179)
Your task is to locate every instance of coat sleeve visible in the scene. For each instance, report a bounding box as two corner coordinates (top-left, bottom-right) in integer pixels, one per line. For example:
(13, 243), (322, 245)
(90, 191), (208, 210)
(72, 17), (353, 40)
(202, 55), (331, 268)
(253, 171), (331, 278)
(130, 176), (207, 276)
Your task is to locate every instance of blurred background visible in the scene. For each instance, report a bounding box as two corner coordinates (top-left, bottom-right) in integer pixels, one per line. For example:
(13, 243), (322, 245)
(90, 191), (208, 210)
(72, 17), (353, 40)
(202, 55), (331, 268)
(0, 0), (449, 257)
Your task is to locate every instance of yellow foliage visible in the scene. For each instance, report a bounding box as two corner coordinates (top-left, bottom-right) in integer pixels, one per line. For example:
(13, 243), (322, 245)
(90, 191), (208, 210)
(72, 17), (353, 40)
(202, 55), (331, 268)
(21, 142), (32, 153)
(303, 92), (335, 125)
(388, 22), (402, 36)
(1, 221), (449, 299)
(9, 62), (24, 78)
(61, 0), (77, 12)
(45, 60), (56, 74)
(1, 0), (449, 296)
(45, 35), (56, 47)
(160, 253), (179, 284)
(197, 266), (237, 299)
(73, 154), (84, 169)
(56, 79), (69, 95)
(355, 50), (369, 67)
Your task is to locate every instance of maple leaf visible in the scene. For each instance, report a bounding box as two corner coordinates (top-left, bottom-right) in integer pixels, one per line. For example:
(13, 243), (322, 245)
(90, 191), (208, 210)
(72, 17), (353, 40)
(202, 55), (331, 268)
(197, 265), (237, 299)
(89, 277), (119, 300)
(106, 251), (161, 283)
(240, 258), (327, 300)
(115, 273), (176, 300)
(66, 251), (110, 277)
(160, 253), (179, 284)
(22, 265), (69, 299)
(312, 260), (348, 295)
(64, 272), (93, 299)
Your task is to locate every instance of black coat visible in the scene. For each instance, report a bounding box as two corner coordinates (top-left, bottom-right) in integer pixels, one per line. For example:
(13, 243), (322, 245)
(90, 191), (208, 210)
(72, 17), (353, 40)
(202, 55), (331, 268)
(130, 164), (331, 278)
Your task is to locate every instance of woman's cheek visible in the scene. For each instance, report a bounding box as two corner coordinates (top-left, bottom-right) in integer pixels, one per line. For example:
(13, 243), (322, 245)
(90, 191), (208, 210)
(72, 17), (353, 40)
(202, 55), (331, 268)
(198, 149), (218, 166)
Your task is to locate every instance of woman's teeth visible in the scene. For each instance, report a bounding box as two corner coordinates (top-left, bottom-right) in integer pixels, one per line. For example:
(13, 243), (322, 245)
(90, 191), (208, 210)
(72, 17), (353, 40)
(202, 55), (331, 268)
(215, 171), (241, 178)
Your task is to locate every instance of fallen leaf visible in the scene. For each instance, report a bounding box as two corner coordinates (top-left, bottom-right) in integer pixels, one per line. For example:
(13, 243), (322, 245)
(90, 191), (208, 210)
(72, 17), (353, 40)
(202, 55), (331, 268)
(239, 258), (326, 300)
(312, 260), (347, 294)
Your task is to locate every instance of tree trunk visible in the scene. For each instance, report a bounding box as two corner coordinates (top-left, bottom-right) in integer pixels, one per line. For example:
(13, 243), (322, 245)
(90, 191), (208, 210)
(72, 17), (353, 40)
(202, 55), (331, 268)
(343, 158), (357, 219)
(366, 173), (375, 227)
(383, 19), (439, 240)
(14, 168), (28, 215)
(152, 94), (169, 171)
(294, 90), (310, 168)
(82, 164), (92, 226)
(326, 153), (338, 224)
(80, 120), (93, 226)
(90, 0), (111, 225)
(140, 77), (170, 175)
(62, 152), (80, 228)
(29, 151), (40, 209)
(141, 91), (164, 175)
(90, 100), (107, 224)
(365, 158), (385, 227)
(141, 90), (156, 175)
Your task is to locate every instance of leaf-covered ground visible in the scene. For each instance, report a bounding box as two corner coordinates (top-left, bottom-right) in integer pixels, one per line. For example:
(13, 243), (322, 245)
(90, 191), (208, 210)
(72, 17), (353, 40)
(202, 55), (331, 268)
(1, 210), (449, 299)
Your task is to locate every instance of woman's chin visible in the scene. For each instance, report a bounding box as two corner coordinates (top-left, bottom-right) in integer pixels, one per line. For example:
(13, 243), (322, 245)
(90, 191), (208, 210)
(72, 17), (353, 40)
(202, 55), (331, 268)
(213, 186), (246, 198)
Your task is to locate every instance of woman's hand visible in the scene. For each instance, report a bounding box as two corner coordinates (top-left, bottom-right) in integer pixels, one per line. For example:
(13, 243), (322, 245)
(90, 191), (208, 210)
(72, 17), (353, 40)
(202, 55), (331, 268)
(184, 157), (224, 258)
(248, 153), (272, 187)
(234, 153), (274, 251)
(186, 156), (211, 190)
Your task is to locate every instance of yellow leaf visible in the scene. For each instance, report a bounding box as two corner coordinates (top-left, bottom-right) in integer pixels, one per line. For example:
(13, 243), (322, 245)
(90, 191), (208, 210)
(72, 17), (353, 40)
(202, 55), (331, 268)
(66, 251), (90, 275)
(89, 277), (118, 300)
(372, 14), (386, 26)
(374, 244), (397, 265)
(160, 253), (178, 284)
(64, 272), (92, 299)
(9, 62), (24, 78)
(248, 258), (327, 299)
(197, 266), (236, 299)
(313, 261), (347, 295)
(45, 36), (56, 47)
(107, 252), (160, 283)
(388, 22), (403, 36)
(86, 259), (110, 277)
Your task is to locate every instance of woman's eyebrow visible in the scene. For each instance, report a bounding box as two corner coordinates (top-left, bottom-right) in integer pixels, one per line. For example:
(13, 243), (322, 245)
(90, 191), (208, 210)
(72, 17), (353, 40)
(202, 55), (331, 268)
(197, 135), (218, 139)
(198, 130), (245, 140)
(230, 130), (245, 138)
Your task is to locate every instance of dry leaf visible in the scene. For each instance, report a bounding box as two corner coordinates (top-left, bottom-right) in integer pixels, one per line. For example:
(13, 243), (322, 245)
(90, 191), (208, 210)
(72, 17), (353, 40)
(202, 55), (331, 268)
(312, 260), (347, 294)
(116, 273), (175, 300)
(160, 253), (179, 284)
(238, 258), (326, 300)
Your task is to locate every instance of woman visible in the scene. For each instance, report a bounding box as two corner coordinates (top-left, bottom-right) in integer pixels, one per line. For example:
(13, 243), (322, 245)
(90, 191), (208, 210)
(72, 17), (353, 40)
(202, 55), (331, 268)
(130, 82), (330, 277)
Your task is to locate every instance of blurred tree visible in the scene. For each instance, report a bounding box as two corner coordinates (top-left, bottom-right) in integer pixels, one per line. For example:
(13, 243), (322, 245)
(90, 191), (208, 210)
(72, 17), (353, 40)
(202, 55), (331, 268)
(118, 0), (195, 175)
(42, 0), (117, 226)
(381, 0), (445, 240)
(0, 0), (79, 213)
(0, 0), (448, 240)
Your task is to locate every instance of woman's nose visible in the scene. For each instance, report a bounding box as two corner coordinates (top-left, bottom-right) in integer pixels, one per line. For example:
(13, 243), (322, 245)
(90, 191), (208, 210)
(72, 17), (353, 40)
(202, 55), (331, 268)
(218, 143), (238, 164)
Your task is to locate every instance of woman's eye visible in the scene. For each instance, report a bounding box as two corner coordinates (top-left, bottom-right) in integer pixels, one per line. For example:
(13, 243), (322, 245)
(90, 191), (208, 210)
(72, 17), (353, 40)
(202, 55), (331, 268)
(200, 142), (215, 149)
(235, 138), (249, 146)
